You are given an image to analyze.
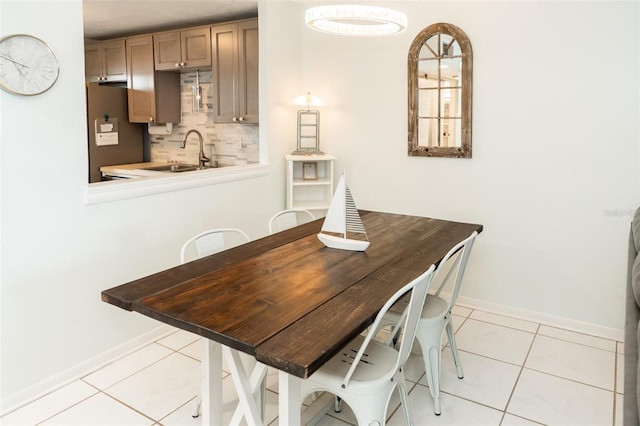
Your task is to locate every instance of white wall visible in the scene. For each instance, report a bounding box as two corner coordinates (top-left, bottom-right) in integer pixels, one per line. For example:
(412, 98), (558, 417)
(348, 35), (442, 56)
(0, 0), (298, 407)
(1, 0), (638, 410)
(299, 1), (639, 332)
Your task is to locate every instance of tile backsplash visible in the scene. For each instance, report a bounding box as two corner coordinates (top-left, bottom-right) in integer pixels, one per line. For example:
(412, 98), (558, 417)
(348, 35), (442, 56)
(148, 70), (259, 167)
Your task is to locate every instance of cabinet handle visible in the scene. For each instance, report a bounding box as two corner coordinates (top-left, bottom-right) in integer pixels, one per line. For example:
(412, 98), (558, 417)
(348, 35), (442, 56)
(149, 117), (154, 122)
(180, 62), (186, 67)
(175, 63), (180, 68)
(238, 117), (244, 122)
(232, 117), (238, 122)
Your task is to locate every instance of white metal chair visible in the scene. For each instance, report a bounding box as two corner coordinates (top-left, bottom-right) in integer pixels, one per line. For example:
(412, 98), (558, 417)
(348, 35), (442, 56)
(180, 228), (263, 420)
(268, 209), (315, 234)
(180, 228), (250, 264)
(381, 231), (478, 415)
(300, 264), (436, 426)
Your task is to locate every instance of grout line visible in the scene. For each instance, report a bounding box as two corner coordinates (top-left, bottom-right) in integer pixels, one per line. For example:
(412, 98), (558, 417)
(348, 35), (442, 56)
(32, 391), (98, 426)
(155, 333), (201, 353)
(452, 348), (527, 369)
(538, 323), (620, 345)
(453, 307), (473, 333)
(383, 376), (421, 424)
(501, 412), (546, 425)
(534, 333), (617, 353)
(515, 365), (616, 393)
(464, 305), (621, 348)
(461, 316), (537, 336)
(612, 387), (618, 426)
(83, 345), (176, 392)
(612, 345), (623, 426)
(500, 322), (540, 425)
(613, 349), (620, 394)
(99, 391), (159, 424)
(460, 308), (619, 353)
(157, 394), (201, 425)
(411, 381), (512, 420)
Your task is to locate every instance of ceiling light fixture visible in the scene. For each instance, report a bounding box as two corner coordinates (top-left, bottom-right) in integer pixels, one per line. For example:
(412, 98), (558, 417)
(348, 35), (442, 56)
(305, 5), (408, 37)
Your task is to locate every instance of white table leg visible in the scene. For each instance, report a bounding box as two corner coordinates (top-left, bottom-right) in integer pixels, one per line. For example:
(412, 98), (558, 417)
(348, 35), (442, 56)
(279, 370), (302, 425)
(202, 340), (222, 426)
(228, 352), (268, 425)
(224, 347), (265, 426)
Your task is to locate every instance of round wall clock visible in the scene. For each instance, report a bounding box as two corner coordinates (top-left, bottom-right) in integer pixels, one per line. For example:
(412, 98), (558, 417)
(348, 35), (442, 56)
(0, 34), (60, 96)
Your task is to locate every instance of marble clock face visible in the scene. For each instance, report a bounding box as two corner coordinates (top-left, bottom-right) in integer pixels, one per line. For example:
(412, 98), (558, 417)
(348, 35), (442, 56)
(0, 34), (60, 96)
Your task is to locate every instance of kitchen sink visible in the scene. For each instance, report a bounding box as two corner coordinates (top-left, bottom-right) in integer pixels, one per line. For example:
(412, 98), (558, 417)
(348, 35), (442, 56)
(141, 162), (225, 173)
(142, 164), (202, 172)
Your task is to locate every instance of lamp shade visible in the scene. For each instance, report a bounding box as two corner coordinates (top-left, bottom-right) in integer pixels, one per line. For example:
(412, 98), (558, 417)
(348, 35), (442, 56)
(292, 92), (324, 109)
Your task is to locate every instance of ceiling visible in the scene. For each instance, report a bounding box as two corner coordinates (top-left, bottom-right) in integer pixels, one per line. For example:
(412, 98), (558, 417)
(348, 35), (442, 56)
(83, 0), (259, 40)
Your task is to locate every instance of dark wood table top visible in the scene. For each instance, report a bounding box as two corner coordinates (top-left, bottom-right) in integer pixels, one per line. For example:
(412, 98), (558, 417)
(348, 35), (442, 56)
(102, 211), (482, 378)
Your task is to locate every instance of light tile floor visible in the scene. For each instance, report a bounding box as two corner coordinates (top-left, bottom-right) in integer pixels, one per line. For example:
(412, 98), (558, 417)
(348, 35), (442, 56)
(1, 306), (624, 426)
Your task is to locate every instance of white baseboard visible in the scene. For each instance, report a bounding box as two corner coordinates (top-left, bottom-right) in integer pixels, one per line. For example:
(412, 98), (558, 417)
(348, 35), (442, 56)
(456, 295), (625, 342)
(1, 325), (174, 415)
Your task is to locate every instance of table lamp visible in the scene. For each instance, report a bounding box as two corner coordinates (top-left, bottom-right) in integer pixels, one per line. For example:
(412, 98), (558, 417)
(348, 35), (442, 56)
(291, 92), (324, 155)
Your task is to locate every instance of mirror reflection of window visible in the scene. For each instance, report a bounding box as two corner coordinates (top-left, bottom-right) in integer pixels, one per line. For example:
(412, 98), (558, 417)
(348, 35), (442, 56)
(408, 23), (472, 158)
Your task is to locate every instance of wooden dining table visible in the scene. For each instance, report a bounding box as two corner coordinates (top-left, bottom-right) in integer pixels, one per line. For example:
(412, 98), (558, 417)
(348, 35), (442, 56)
(102, 210), (482, 425)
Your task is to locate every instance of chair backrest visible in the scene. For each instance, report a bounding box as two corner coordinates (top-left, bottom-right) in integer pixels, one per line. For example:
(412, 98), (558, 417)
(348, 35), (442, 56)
(268, 209), (316, 234)
(432, 231), (478, 311)
(341, 264), (436, 388)
(180, 228), (250, 264)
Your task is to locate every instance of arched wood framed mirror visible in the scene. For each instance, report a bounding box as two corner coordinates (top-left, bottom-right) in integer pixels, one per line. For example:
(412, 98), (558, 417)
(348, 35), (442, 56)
(408, 23), (472, 158)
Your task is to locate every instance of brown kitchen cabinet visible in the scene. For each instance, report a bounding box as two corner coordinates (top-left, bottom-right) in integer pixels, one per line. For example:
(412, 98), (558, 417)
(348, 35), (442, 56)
(126, 35), (181, 124)
(154, 26), (212, 70)
(84, 39), (127, 83)
(211, 19), (258, 124)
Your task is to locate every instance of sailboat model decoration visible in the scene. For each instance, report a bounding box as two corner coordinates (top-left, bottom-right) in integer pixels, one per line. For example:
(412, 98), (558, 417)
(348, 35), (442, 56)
(317, 173), (370, 251)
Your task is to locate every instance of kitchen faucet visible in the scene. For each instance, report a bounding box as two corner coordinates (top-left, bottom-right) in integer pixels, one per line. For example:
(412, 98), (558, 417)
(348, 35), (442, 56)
(179, 129), (210, 168)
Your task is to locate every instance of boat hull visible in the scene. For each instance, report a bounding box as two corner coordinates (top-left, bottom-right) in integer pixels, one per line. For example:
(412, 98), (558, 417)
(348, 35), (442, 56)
(317, 233), (370, 252)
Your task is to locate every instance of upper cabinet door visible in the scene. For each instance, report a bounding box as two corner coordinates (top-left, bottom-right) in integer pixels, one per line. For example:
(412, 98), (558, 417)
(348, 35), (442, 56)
(211, 18), (258, 124)
(128, 35), (181, 124)
(181, 27), (211, 68)
(154, 26), (211, 70)
(237, 20), (258, 124)
(84, 39), (127, 83)
(211, 23), (238, 123)
(84, 44), (102, 82)
(102, 40), (127, 81)
(154, 32), (182, 70)
(127, 35), (156, 123)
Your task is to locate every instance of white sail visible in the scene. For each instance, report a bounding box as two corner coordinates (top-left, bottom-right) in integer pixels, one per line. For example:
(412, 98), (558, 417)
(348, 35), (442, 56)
(321, 174), (346, 235)
(318, 173), (370, 251)
(345, 185), (367, 235)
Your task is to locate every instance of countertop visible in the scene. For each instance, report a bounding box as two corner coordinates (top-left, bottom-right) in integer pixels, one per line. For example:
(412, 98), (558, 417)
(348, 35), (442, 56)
(100, 162), (185, 178)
